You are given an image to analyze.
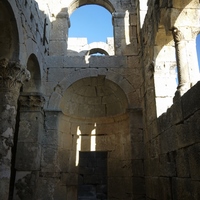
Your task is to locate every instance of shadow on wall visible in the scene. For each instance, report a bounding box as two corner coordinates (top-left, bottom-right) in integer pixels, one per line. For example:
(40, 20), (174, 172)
(0, 0), (19, 60)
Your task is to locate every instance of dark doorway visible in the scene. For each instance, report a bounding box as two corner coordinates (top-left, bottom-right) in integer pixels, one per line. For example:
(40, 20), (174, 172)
(78, 151), (107, 200)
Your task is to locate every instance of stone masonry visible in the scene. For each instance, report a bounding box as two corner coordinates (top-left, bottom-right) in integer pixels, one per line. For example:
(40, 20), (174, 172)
(0, 0), (200, 199)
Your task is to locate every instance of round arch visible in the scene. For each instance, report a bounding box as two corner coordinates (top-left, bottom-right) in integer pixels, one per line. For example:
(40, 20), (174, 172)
(0, 0), (19, 60)
(83, 41), (114, 56)
(88, 48), (109, 56)
(68, 0), (115, 15)
(47, 69), (134, 110)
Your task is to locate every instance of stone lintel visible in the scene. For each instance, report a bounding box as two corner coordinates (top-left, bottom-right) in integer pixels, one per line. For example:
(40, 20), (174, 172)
(46, 56), (127, 68)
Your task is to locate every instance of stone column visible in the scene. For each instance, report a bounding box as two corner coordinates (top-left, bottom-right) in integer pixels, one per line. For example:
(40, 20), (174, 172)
(172, 27), (190, 96)
(0, 58), (30, 199)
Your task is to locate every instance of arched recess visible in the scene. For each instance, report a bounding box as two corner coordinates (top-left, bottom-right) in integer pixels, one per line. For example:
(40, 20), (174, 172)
(57, 76), (132, 199)
(47, 70), (135, 110)
(0, 0), (19, 60)
(68, 0), (115, 15)
(60, 76), (128, 118)
(22, 54), (41, 93)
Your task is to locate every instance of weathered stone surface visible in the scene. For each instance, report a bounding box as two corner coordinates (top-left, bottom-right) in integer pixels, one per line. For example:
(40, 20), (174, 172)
(1, 0), (200, 199)
(15, 142), (41, 170)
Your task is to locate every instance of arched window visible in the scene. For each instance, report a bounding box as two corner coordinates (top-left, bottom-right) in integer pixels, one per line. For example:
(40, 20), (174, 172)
(68, 5), (113, 55)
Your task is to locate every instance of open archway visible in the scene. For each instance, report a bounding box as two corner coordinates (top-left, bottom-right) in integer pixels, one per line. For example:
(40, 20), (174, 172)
(68, 0), (115, 15)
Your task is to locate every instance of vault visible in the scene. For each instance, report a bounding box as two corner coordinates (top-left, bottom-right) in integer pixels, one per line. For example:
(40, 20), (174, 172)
(60, 76), (128, 118)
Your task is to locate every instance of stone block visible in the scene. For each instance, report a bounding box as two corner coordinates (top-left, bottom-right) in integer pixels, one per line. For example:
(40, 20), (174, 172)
(18, 119), (43, 143)
(35, 177), (66, 200)
(14, 171), (37, 200)
(108, 177), (132, 199)
(188, 144), (200, 180)
(144, 158), (160, 177)
(182, 81), (200, 119)
(176, 148), (190, 178)
(89, 56), (126, 68)
(63, 56), (88, 68)
(132, 177), (145, 195)
(160, 126), (177, 154)
(159, 152), (176, 177)
(45, 111), (61, 130)
(108, 159), (132, 177)
(132, 159), (144, 177)
(42, 130), (59, 146)
(66, 186), (77, 200)
(15, 142), (41, 170)
(132, 142), (144, 159)
(58, 149), (70, 172)
(50, 19), (68, 40)
(49, 40), (67, 56)
(176, 119), (200, 149)
(172, 178), (198, 200)
(46, 56), (64, 68)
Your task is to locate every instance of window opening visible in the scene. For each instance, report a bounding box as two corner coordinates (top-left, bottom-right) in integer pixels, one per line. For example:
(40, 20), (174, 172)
(68, 5), (113, 44)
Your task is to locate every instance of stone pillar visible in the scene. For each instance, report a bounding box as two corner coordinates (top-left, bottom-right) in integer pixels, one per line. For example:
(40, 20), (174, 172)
(13, 93), (45, 200)
(0, 58), (30, 200)
(49, 8), (70, 56)
(112, 12), (126, 55)
(172, 27), (190, 96)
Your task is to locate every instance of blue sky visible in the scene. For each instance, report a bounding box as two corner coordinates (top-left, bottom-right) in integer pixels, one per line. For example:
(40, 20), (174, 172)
(68, 5), (113, 43)
(196, 35), (200, 67)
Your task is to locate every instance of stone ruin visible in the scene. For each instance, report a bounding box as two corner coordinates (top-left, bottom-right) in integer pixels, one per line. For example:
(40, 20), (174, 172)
(0, 0), (200, 199)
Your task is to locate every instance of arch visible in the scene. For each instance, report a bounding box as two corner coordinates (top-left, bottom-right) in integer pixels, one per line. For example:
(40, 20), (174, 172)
(84, 41), (114, 56)
(68, 0), (115, 15)
(47, 69), (134, 110)
(60, 76), (128, 118)
(88, 48), (109, 56)
(148, 0), (200, 116)
(22, 54), (41, 93)
(0, 0), (19, 60)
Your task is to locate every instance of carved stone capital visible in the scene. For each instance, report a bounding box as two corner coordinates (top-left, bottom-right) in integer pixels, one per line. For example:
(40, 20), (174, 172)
(172, 27), (184, 43)
(19, 93), (45, 110)
(0, 58), (31, 91)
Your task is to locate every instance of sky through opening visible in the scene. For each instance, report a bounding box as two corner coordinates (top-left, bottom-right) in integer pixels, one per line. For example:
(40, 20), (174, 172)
(69, 5), (113, 43)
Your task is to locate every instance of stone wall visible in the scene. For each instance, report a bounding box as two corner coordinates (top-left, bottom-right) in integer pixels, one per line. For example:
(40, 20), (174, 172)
(1, 0), (200, 199)
(141, 0), (200, 199)
(145, 81), (200, 200)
